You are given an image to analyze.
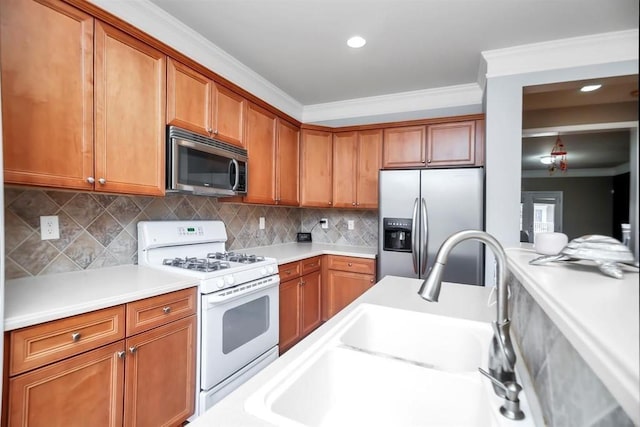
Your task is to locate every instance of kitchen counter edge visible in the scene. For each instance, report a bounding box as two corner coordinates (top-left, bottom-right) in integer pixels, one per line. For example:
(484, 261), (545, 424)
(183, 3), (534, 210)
(241, 242), (377, 264)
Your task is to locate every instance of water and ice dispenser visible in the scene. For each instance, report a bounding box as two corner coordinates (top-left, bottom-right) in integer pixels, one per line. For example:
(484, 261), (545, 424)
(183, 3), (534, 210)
(382, 218), (412, 252)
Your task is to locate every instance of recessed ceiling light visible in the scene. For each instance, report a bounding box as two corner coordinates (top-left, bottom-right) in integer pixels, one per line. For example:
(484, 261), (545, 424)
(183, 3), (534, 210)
(347, 36), (366, 48)
(580, 84), (602, 92)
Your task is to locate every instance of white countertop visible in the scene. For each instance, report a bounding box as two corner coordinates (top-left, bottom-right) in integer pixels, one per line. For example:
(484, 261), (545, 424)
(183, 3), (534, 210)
(506, 246), (639, 425)
(190, 276), (509, 426)
(242, 242), (377, 264)
(3, 265), (197, 331)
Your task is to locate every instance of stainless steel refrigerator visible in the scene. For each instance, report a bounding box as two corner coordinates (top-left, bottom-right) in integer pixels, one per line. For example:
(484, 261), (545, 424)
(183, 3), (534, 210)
(378, 168), (484, 285)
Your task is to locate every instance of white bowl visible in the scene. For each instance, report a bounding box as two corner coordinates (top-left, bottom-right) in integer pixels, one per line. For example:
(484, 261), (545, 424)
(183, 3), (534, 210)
(534, 232), (568, 255)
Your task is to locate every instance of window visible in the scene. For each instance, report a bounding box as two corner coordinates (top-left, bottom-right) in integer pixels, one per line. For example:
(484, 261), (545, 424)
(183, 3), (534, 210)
(520, 191), (563, 243)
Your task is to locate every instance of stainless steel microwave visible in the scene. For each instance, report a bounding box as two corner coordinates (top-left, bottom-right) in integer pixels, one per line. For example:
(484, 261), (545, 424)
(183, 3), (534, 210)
(166, 126), (247, 197)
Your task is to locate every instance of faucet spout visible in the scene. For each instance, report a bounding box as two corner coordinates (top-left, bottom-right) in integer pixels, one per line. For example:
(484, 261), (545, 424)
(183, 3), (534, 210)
(418, 230), (520, 407)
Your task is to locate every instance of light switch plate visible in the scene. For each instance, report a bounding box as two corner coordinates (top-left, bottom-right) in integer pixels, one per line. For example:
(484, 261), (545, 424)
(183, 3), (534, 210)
(40, 215), (60, 240)
(259, 217), (266, 230)
(348, 220), (355, 230)
(321, 218), (328, 229)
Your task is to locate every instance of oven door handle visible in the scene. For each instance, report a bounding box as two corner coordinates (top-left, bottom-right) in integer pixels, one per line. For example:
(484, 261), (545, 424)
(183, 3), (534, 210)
(205, 276), (279, 307)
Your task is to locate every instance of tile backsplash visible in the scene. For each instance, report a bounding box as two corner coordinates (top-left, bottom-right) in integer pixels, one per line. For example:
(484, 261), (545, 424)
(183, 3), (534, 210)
(3, 187), (378, 279)
(509, 273), (633, 426)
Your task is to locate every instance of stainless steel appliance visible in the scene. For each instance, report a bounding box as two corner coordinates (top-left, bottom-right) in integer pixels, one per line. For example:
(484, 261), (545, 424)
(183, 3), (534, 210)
(378, 168), (485, 285)
(137, 221), (279, 417)
(166, 126), (247, 197)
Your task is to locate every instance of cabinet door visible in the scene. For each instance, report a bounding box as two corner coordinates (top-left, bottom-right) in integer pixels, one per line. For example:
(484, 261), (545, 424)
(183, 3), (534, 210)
(166, 58), (213, 136)
(300, 270), (322, 336)
(356, 129), (383, 208)
(300, 129), (333, 207)
(279, 277), (302, 354)
(326, 270), (375, 318)
(244, 103), (277, 204)
(382, 126), (426, 168)
(213, 83), (245, 147)
(1, 0), (94, 190)
(276, 119), (300, 206)
(94, 21), (166, 196)
(124, 315), (196, 427)
(426, 121), (476, 167)
(8, 341), (125, 427)
(332, 131), (358, 208)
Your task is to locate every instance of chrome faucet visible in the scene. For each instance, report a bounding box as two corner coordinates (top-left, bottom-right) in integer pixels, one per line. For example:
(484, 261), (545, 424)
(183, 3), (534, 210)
(418, 230), (525, 420)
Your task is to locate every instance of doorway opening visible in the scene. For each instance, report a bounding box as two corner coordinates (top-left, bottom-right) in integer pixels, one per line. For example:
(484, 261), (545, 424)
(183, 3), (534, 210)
(520, 191), (563, 243)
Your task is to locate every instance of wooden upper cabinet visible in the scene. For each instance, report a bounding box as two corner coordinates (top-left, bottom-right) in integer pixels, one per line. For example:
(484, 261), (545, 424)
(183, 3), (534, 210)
(276, 119), (300, 206)
(244, 102), (277, 204)
(1, 0), (95, 190)
(300, 129), (333, 207)
(426, 120), (477, 167)
(166, 58), (213, 135)
(166, 58), (245, 147)
(382, 126), (426, 168)
(333, 130), (382, 209)
(94, 21), (166, 196)
(213, 83), (246, 147)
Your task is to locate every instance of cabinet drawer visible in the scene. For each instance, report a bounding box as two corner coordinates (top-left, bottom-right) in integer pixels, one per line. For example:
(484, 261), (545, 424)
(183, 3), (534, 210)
(301, 256), (322, 274)
(326, 255), (375, 274)
(126, 287), (197, 336)
(279, 261), (302, 279)
(9, 305), (126, 376)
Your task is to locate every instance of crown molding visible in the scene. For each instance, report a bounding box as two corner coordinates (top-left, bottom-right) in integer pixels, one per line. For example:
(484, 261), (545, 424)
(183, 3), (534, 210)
(522, 163), (631, 178)
(482, 30), (639, 79)
(86, 0), (304, 120)
(302, 84), (483, 125)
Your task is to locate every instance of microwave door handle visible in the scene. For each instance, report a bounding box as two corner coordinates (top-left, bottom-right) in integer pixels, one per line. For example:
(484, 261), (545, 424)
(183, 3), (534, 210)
(229, 159), (240, 190)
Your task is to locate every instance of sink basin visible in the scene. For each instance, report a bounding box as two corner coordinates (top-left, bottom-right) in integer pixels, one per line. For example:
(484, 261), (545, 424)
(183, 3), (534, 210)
(339, 303), (493, 372)
(245, 304), (534, 427)
(247, 346), (496, 427)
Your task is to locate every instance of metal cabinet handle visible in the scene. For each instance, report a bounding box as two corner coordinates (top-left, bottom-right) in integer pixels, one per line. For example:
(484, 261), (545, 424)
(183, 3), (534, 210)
(86, 177), (95, 184)
(162, 306), (171, 314)
(129, 346), (137, 354)
(98, 178), (106, 185)
(117, 351), (126, 359)
(71, 332), (81, 342)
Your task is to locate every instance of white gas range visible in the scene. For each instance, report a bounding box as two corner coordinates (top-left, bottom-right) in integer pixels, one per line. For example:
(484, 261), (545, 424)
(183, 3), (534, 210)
(137, 220), (280, 417)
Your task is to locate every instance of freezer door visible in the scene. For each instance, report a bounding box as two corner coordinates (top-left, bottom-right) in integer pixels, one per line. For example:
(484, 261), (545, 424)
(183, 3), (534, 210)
(378, 170), (421, 279)
(420, 168), (484, 285)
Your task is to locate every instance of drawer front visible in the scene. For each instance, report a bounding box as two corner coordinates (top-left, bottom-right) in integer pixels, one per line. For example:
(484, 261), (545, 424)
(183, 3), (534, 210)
(278, 261), (302, 279)
(327, 255), (375, 274)
(10, 305), (126, 376)
(301, 256), (322, 274)
(126, 287), (197, 336)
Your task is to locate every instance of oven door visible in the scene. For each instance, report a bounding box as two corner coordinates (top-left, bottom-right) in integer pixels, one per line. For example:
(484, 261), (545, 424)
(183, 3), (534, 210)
(200, 275), (279, 390)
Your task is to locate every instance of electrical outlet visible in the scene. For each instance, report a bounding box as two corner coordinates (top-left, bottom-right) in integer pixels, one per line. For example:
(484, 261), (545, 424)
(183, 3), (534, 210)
(259, 217), (266, 230)
(348, 220), (355, 230)
(321, 218), (328, 229)
(40, 215), (60, 240)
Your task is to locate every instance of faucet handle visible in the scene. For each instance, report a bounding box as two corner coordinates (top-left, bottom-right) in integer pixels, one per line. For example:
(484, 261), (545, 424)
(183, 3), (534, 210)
(478, 368), (525, 420)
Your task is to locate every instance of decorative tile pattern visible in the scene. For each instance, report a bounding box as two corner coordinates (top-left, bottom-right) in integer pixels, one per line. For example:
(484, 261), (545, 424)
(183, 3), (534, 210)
(508, 274), (633, 426)
(4, 187), (379, 279)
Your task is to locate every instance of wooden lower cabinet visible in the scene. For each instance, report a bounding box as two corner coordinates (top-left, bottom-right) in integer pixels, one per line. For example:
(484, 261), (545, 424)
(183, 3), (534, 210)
(324, 255), (376, 319)
(278, 257), (322, 354)
(8, 341), (125, 427)
(124, 315), (196, 427)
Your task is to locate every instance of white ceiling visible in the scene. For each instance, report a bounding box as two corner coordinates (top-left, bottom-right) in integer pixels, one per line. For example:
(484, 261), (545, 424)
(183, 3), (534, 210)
(147, 0), (638, 106)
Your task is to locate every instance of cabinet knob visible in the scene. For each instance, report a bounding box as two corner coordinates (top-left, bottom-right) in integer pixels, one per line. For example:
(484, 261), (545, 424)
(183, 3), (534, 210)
(285, 270), (292, 275)
(213, 129), (219, 135)
(348, 263), (353, 267)
(162, 306), (171, 314)
(370, 278), (374, 283)
(300, 281), (305, 286)
(117, 351), (126, 359)
(71, 332), (81, 342)
(207, 128), (213, 134)
(86, 177), (95, 184)
(98, 178), (106, 185)
(352, 202), (356, 206)
(129, 346), (137, 354)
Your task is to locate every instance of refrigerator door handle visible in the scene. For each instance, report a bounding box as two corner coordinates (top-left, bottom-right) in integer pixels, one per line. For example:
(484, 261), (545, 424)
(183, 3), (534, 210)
(421, 198), (429, 275)
(411, 198), (419, 274)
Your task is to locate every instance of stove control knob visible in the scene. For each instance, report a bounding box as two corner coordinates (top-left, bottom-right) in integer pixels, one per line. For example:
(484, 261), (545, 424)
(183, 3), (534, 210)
(216, 279), (225, 289)
(260, 268), (267, 276)
(266, 265), (275, 274)
(225, 275), (235, 285)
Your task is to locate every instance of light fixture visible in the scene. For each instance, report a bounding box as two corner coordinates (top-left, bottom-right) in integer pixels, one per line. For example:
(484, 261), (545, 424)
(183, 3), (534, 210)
(539, 136), (568, 173)
(347, 36), (366, 48)
(580, 84), (602, 92)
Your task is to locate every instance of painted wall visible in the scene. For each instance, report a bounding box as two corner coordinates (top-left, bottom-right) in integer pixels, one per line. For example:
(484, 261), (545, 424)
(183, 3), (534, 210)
(509, 273), (633, 426)
(522, 176), (614, 240)
(3, 187), (377, 279)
